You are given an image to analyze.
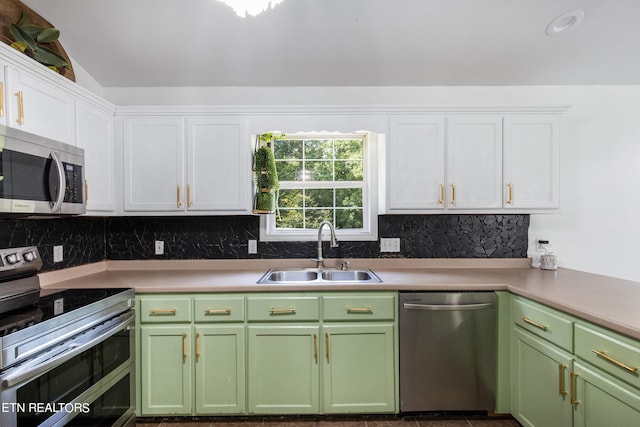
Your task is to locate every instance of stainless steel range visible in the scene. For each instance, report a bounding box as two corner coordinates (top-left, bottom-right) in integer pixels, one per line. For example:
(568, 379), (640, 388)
(0, 246), (135, 427)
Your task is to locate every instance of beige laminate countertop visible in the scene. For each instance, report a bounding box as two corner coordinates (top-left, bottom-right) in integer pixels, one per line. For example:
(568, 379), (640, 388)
(39, 258), (640, 341)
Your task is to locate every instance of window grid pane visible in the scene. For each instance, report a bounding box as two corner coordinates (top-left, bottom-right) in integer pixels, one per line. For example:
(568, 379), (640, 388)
(274, 135), (366, 231)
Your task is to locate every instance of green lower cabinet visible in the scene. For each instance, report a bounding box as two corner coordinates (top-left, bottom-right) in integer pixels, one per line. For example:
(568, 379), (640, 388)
(247, 325), (320, 414)
(195, 325), (246, 414)
(322, 324), (395, 413)
(511, 327), (573, 427)
(573, 361), (640, 427)
(140, 325), (192, 415)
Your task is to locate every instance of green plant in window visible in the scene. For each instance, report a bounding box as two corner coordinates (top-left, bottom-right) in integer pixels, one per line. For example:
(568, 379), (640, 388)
(253, 133), (282, 213)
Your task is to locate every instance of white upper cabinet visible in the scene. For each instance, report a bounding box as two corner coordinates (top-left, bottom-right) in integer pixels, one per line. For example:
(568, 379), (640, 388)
(123, 117), (186, 212)
(387, 113), (561, 213)
(446, 117), (503, 209)
(76, 100), (116, 213)
(503, 116), (559, 209)
(186, 117), (249, 212)
(121, 115), (250, 214)
(3, 65), (75, 145)
(388, 116), (446, 210)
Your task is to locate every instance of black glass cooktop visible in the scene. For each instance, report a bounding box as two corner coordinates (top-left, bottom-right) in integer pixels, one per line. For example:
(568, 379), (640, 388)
(0, 288), (131, 337)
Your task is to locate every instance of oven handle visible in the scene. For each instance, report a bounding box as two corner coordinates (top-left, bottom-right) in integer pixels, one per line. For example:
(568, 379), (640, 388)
(402, 302), (494, 311)
(1, 313), (133, 389)
(50, 151), (66, 212)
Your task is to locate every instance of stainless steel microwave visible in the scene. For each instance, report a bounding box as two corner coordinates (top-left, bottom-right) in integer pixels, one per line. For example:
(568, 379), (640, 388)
(0, 126), (85, 216)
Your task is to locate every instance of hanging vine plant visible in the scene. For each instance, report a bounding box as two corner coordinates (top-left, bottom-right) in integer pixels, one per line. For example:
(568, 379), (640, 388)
(252, 132), (283, 214)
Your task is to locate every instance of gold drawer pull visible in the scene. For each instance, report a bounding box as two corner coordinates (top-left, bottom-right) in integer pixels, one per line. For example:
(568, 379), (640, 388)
(177, 185), (183, 208)
(558, 363), (567, 396)
(270, 307), (296, 314)
(570, 371), (579, 406)
(183, 333), (188, 360)
(15, 91), (24, 125)
(507, 183), (514, 205)
(347, 306), (373, 313)
(187, 184), (193, 207)
(196, 333), (201, 359)
(438, 183), (444, 205)
(592, 349), (639, 374)
(325, 333), (330, 363)
(450, 183), (456, 206)
(313, 334), (318, 363)
(150, 309), (177, 315)
(205, 308), (232, 315)
(522, 317), (548, 331)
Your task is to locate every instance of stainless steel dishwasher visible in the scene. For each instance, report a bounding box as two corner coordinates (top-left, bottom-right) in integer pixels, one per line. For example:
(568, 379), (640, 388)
(399, 292), (497, 412)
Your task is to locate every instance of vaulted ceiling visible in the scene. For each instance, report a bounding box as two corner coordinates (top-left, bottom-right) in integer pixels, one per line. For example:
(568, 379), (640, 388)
(21, 0), (640, 87)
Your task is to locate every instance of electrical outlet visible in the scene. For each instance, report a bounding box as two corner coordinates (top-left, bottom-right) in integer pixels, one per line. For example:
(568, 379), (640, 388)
(154, 240), (164, 255)
(380, 237), (401, 253)
(53, 245), (64, 263)
(248, 239), (258, 255)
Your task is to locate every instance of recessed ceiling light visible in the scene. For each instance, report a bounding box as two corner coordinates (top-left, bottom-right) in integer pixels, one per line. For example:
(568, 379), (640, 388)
(546, 10), (585, 36)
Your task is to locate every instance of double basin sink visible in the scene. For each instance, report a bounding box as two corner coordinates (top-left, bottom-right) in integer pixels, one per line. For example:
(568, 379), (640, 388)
(257, 268), (382, 284)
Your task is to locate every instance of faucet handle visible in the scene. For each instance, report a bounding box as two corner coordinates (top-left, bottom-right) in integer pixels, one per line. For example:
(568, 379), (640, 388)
(341, 260), (350, 271)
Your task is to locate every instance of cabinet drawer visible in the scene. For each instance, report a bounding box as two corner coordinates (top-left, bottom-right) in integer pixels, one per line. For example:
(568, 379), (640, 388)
(247, 296), (319, 321)
(194, 297), (245, 322)
(140, 296), (192, 323)
(575, 322), (640, 388)
(512, 296), (573, 352)
(322, 294), (395, 321)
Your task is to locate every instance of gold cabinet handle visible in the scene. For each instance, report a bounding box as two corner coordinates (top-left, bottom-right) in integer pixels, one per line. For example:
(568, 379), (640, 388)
(183, 332), (188, 360)
(177, 185), (183, 208)
(438, 183), (444, 205)
(592, 349), (639, 374)
(15, 91), (24, 125)
(85, 180), (89, 204)
(450, 183), (456, 206)
(570, 371), (579, 406)
(205, 308), (232, 315)
(187, 184), (193, 207)
(196, 332), (201, 360)
(269, 307), (296, 315)
(507, 183), (514, 205)
(150, 309), (177, 315)
(559, 363), (567, 396)
(313, 334), (318, 363)
(325, 333), (330, 363)
(0, 82), (4, 117)
(347, 306), (373, 313)
(522, 317), (548, 331)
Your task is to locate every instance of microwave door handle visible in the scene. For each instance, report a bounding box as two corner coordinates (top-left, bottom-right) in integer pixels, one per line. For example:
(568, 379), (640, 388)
(49, 151), (66, 212)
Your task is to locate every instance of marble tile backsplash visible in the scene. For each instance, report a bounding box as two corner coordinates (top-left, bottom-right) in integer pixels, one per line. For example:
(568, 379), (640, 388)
(0, 214), (529, 272)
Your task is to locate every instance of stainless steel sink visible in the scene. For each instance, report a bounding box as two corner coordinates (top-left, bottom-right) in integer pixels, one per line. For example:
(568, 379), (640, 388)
(257, 268), (382, 284)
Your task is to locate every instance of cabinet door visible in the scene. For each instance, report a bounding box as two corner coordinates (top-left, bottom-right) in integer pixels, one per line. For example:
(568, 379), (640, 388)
(573, 361), (640, 427)
(511, 327), (573, 427)
(123, 117), (185, 211)
(195, 325), (246, 414)
(76, 101), (116, 212)
(186, 117), (249, 212)
(247, 325), (320, 414)
(447, 117), (503, 209)
(140, 325), (192, 415)
(388, 116), (446, 210)
(322, 324), (396, 414)
(503, 116), (559, 209)
(5, 66), (75, 144)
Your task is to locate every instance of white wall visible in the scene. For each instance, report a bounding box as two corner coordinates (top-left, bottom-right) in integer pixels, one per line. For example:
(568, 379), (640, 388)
(103, 85), (640, 282)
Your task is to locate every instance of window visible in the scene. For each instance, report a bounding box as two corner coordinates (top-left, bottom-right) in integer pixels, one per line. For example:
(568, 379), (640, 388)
(260, 132), (378, 241)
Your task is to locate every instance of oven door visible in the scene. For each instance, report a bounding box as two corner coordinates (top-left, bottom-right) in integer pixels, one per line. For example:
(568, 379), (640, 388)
(0, 311), (135, 427)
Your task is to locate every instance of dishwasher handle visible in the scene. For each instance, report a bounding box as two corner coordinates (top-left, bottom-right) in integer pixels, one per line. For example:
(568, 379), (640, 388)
(402, 302), (494, 311)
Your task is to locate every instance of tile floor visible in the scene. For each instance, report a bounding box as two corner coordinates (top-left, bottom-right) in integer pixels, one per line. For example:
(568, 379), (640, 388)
(136, 414), (521, 427)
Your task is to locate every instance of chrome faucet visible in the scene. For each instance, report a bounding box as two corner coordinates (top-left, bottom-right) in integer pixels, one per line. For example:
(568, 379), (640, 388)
(316, 221), (338, 270)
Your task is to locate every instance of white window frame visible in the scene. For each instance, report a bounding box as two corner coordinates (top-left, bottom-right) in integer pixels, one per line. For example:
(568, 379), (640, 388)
(260, 132), (378, 242)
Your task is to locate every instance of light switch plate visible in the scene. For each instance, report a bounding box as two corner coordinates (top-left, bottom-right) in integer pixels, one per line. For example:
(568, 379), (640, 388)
(248, 239), (258, 255)
(380, 238), (401, 253)
(53, 245), (64, 263)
